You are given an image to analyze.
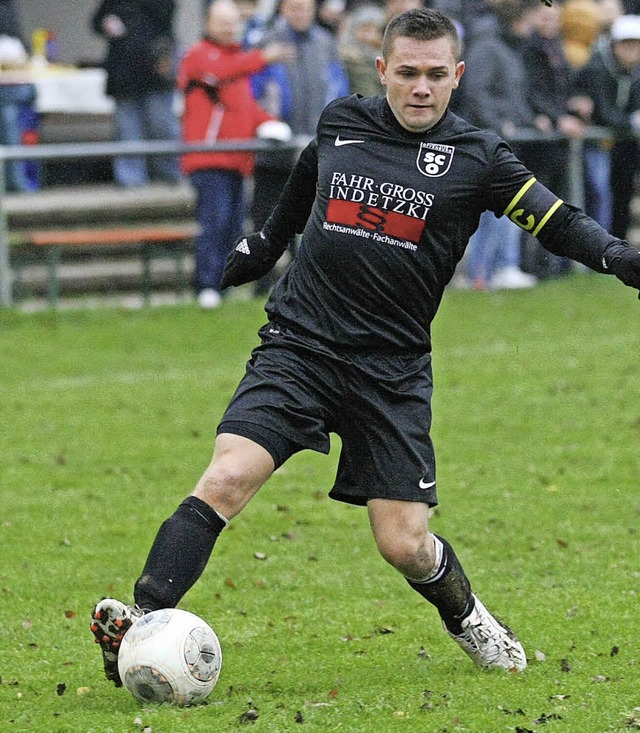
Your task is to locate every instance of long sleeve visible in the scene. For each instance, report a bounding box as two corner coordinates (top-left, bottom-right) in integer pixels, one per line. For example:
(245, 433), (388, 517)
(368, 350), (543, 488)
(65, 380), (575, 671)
(262, 139), (319, 246)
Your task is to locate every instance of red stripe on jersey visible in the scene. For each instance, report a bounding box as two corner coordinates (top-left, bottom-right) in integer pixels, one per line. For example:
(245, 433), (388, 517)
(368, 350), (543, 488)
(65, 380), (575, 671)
(326, 200), (425, 243)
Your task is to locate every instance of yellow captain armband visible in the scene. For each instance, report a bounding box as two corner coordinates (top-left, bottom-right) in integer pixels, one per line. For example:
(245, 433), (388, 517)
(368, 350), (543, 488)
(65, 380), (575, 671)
(503, 177), (564, 237)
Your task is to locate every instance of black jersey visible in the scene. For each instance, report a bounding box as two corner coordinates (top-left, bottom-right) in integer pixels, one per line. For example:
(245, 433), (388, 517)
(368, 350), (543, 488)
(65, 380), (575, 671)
(263, 94), (617, 352)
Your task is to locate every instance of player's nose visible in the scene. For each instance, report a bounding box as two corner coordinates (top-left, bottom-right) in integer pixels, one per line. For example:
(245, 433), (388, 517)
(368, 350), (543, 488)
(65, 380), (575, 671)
(412, 76), (431, 96)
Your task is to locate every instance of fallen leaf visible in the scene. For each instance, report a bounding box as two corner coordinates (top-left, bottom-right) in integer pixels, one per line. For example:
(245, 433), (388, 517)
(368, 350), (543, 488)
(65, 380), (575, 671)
(534, 650), (547, 662)
(254, 552), (267, 560)
(560, 658), (572, 673)
(239, 708), (259, 723)
(64, 610), (77, 619)
(592, 675), (609, 683)
(534, 712), (562, 724)
(76, 687), (91, 695)
(498, 706), (525, 716)
(621, 707), (640, 729)
(224, 577), (236, 588)
(374, 626), (394, 635)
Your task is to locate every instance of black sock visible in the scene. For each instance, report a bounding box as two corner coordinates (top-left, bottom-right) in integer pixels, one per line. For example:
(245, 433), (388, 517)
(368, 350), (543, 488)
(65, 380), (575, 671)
(405, 534), (475, 635)
(133, 496), (226, 611)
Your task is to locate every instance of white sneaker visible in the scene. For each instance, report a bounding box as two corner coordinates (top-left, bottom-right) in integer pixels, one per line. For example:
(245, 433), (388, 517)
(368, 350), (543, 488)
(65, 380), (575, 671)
(91, 598), (144, 686)
(198, 289), (222, 309)
(447, 595), (527, 671)
(489, 266), (537, 290)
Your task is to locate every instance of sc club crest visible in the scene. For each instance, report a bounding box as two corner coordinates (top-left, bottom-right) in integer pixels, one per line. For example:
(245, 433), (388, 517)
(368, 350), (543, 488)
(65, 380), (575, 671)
(417, 142), (455, 177)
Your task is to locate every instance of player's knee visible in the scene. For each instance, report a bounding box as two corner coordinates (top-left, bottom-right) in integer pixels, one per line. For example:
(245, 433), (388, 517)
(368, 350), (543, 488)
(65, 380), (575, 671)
(194, 461), (259, 517)
(376, 535), (435, 579)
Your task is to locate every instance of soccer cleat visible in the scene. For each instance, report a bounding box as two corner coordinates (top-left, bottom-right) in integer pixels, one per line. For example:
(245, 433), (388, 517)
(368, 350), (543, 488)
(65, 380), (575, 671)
(90, 598), (144, 686)
(447, 595), (527, 671)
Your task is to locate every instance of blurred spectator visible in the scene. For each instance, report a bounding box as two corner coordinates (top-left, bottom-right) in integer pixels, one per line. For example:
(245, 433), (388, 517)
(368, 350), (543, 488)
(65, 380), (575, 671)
(318, 0), (347, 34)
(596, 0), (625, 32)
(238, 0), (268, 46)
(0, 0), (36, 192)
(339, 4), (385, 96)
(572, 0), (623, 229)
(575, 14), (640, 239)
(385, 0), (424, 23)
(249, 0), (349, 293)
(431, 0), (492, 45)
(461, 0), (541, 289)
(0, 0), (27, 49)
(560, 0), (602, 68)
(179, 0), (293, 308)
(92, 0), (181, 188)
(520, 1), (585, 277)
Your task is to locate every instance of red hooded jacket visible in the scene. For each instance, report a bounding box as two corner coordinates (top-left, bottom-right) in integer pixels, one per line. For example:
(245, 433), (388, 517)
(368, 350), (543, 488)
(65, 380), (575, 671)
(178, 38), (274, 176)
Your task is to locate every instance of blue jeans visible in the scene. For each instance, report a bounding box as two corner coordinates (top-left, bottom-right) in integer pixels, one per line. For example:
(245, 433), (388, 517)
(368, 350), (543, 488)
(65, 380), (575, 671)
(0, 83), (38, 192)
(467, 211), (522, 286)
(583, 144), (612, 231)
(190, 168), (247, 292)
(113, 92), (181, 187)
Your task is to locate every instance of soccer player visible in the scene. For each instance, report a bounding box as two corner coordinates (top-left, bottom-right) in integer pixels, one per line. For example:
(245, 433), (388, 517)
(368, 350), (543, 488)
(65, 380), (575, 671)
(91, 8), (640, 686)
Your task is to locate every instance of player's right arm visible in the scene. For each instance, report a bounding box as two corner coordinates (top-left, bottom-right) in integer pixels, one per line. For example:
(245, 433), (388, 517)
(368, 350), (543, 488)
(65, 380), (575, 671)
(220, 140), (319, 289)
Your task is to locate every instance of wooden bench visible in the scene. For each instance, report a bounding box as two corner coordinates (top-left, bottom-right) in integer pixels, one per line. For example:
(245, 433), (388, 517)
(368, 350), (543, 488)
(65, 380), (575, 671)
(12, 222), (198, 306)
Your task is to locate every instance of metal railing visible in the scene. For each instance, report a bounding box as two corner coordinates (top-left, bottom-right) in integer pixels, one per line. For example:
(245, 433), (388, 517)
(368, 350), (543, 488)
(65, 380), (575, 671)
(0, 128), (614, 307)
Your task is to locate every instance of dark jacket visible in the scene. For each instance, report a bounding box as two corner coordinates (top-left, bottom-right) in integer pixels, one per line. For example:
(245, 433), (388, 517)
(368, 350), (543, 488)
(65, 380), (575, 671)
(461, 20), (536, 132)
(0, 0), (25, 46)
(523, 31), (576, 126)
(92, 0), (176, 98)
(574, 40), (640, 135)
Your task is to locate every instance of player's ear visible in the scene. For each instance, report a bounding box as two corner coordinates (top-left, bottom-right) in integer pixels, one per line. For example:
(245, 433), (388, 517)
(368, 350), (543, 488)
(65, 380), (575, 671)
(453, 60), (465, 89)
(376, 56), (387, 85)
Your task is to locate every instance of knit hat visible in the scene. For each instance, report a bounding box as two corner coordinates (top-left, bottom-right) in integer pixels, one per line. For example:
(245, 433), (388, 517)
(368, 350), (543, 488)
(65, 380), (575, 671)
(610, 15), (640, 42)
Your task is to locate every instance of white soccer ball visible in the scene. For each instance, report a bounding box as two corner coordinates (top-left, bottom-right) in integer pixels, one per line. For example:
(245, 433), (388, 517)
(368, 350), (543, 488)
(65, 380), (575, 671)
(117, 608), (222, 706)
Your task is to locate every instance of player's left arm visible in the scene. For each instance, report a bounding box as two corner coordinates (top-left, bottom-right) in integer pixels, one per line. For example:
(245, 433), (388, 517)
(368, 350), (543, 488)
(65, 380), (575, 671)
(502, 176), (640, 295)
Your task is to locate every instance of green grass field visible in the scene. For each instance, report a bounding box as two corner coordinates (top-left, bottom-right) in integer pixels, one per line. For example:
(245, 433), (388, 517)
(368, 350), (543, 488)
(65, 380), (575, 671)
(1, 275), (638, 733)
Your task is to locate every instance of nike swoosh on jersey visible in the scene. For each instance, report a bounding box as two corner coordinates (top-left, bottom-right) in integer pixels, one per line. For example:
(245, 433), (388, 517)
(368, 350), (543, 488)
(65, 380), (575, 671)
(335, 135), (365, 147)
(418, 478), (436, 489)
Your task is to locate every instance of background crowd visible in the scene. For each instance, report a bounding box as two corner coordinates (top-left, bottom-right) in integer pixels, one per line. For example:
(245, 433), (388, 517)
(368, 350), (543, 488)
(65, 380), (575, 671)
(3, 0), (640, 304)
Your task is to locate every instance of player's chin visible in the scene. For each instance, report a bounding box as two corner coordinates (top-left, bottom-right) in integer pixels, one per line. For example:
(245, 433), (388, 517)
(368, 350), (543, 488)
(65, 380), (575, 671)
(403, 108), (436, 132)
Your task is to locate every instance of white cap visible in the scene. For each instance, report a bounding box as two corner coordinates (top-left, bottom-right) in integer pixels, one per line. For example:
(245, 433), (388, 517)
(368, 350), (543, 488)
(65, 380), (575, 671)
(611, 15), (640, 42)
(256, 120), (292, 143)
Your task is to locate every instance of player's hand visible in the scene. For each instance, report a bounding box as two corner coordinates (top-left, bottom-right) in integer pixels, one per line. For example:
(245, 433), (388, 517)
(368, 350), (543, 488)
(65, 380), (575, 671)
(605, 243), (640, 298)
(220, 232), (283, 289)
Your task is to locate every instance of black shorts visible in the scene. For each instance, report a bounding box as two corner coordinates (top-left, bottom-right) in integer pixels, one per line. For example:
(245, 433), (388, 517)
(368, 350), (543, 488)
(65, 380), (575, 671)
(218, 323), (438, 507)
